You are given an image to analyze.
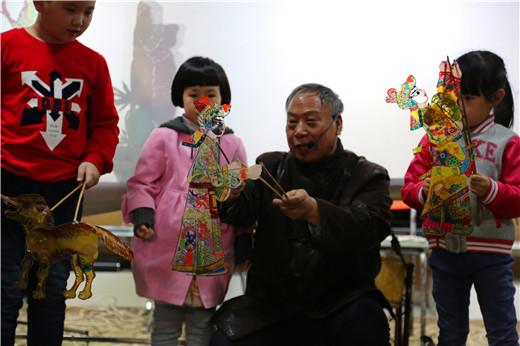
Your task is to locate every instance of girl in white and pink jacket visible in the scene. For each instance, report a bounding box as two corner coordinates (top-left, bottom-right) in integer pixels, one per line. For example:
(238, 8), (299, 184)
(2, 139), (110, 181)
(402, 51), (520, 346)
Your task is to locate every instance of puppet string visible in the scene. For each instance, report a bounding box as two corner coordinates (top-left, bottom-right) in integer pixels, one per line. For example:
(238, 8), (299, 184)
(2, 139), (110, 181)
(73, 182), (86, 222)
(215, 140), (231, 164)
(215, 137), (285, 200)
(233, 160), (286, 198)
(447, 56), (475, 172)
(258, 176), (284, 199)
(1, 194), (19, 206)
(448, 57), (482, 224)
(223, 166), (283, 198)
(260, 163), (286, 196)
(51, 182), (85, 211)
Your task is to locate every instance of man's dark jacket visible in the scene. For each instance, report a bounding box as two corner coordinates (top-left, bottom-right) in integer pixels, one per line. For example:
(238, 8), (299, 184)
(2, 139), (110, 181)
(214, 140), (393, 339)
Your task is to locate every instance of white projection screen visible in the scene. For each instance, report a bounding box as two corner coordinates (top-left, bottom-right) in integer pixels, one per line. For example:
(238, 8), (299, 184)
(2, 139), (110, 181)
(2, 0), (519, 182)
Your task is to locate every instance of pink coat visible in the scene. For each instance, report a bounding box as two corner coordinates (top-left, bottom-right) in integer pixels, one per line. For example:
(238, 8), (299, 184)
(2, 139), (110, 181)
(122, 125), (250, 308)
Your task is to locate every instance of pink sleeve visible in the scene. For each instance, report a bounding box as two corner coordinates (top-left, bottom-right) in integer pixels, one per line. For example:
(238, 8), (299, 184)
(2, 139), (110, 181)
(122, 130), (166, 222)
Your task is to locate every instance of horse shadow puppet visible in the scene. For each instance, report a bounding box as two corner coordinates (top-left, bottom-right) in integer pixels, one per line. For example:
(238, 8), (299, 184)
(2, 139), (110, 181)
(1, 194), (134, 300)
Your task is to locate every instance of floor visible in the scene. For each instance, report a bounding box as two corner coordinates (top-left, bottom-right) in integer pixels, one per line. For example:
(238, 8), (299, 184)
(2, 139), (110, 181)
(13, 271), (520, 345)
(15, 304), (516, 346)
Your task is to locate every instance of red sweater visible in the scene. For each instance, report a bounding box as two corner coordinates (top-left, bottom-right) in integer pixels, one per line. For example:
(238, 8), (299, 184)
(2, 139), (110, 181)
(1, 28), (119, 182)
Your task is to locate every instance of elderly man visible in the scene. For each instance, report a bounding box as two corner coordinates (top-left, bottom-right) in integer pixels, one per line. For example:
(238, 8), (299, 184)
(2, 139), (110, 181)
(211, 83), (393, 345)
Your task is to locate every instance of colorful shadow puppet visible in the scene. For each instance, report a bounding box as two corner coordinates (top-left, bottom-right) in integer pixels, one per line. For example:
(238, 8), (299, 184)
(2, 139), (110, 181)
(386, 74), (429, 130)
(171, 97), (254, 276)
(388, 61), (475, 235)
(1, 193), (134, 300)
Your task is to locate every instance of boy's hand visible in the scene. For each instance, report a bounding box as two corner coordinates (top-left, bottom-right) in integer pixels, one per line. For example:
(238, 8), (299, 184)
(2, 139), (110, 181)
(77, 162), (100, 189)
(469, 172), (490, 197)
(135, 224), (155, 240)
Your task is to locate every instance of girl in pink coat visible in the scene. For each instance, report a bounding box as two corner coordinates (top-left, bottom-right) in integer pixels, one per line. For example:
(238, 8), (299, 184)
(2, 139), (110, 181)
(122, 57), (253, 345)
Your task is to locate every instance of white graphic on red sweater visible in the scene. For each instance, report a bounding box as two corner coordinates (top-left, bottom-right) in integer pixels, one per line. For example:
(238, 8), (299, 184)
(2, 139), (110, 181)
(21, 70), (83, 151)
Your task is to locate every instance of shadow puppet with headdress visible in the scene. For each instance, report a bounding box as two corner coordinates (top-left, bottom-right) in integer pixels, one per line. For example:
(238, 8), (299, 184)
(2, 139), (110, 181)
(171, 97), (247, 276)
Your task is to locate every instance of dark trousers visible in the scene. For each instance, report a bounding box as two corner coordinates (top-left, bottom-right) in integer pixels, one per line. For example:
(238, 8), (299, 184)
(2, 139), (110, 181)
(1, 170), (83, 346)
(210, 296), (390, 346)
(429, 249), (519, 346)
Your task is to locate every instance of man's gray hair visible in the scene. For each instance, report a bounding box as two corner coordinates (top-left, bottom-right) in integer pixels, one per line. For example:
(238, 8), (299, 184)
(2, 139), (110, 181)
(285, 83), (344, 119)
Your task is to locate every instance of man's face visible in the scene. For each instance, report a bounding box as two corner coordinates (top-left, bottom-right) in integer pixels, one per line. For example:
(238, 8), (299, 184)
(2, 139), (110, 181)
(286, 92), (342, 163)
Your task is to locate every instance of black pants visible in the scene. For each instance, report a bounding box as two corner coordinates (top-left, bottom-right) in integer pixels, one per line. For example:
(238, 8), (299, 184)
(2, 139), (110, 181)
(210, 296), (390, 346)
(1, 170), (82, 346)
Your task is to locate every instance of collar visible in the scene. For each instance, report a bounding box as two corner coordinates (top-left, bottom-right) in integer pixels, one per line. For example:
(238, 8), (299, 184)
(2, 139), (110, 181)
(470, 114), (495, 135)
(159, 115), (235, 135)
(182, 115), (201, 132)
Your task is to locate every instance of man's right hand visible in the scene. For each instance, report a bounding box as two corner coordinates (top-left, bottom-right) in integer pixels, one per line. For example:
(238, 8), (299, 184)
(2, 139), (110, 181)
(272, 189), (320, 226)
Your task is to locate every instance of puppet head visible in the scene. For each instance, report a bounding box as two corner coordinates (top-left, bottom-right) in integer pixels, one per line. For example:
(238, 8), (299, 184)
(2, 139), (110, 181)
(195, 96), (231, 135)
(2, 194), (55, 231)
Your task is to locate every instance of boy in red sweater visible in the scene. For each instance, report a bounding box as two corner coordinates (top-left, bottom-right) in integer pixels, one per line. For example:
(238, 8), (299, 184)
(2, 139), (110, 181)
(1, 2), (119, 345)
